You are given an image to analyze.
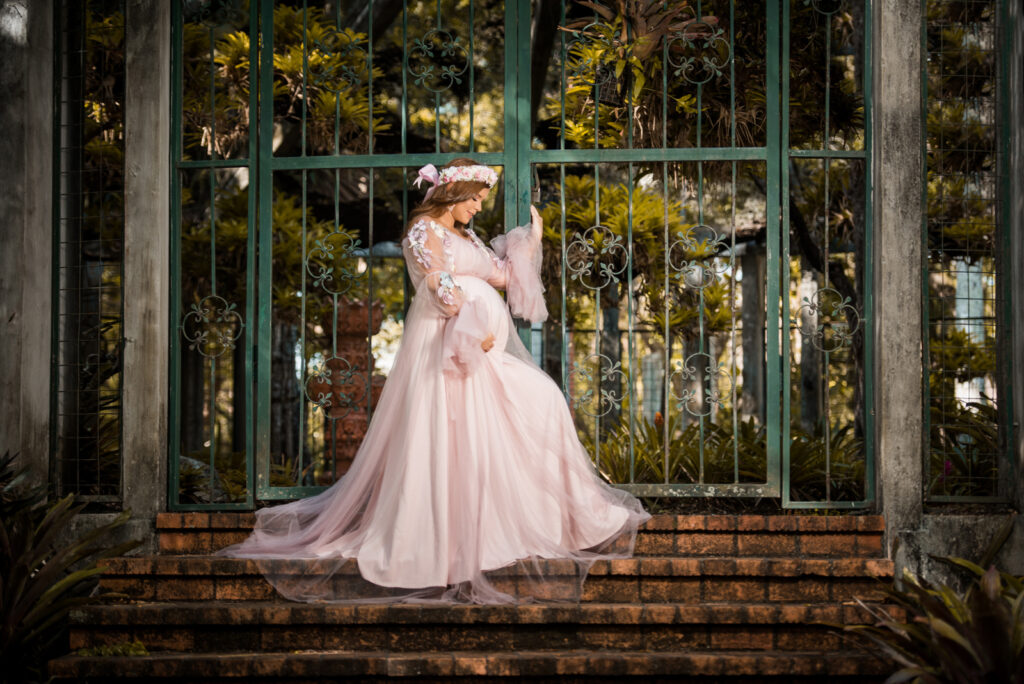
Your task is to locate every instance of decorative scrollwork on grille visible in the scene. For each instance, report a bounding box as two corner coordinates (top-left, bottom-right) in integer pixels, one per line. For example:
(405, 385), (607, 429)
(566, 225), (628, 291)
(304, 355), (368, 420)
(308, 28), (368, 93)
(563, 22), (617, 89)
(307, 230), (362, 296)
(666, 22), (732, 85)
(181, 295), (244, 358)
(670, 352), (733, 417)
(567, 354), (625, 418)
(795, 286), (862, 353)
(408, 29), (469, 92)
(667, 224), (731, 290)
(810, 0), (844, 15)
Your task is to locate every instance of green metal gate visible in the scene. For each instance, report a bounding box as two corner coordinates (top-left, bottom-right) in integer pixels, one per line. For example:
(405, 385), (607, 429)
(170, 0), (874, 510)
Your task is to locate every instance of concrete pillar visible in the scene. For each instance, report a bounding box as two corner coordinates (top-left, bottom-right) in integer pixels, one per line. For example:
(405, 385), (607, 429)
(120, 0), (170, 525)
(1010, 0), (1023, 513)
(0, 1), (54, 489)
(872, 0), (924, 561)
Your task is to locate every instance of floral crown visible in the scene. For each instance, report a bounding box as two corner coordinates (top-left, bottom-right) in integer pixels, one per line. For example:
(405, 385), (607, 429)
(414, 163), (499, 199)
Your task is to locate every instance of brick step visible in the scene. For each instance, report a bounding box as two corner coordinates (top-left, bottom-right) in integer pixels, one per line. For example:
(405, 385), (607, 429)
(49, 649), (891, 682)
(157, 513), (886, 558)
(69, 600), (898, 654)
(99, 556), (892, 603)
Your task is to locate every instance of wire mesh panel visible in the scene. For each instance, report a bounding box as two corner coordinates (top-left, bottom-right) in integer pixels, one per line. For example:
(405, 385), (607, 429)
(923, 0), (1011, 502)
(52, 0), (126, 506)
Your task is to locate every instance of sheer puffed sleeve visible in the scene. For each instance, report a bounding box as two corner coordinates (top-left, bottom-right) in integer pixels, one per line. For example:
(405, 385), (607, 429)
(402, 219), (464, 317)
(488, 224), (548, 324)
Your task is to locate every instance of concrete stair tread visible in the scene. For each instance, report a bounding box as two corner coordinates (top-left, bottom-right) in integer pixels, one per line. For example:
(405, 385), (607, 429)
(101, 555), (894, 577)
(72, 600), (895, 626)
(157, 514), (887, 558)
(157, 512), (886, 532)
(50, 648), (891, 679)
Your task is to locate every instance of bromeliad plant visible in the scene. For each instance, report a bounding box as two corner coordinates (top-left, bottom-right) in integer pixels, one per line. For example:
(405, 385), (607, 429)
(846, 558), (1024, 684)
(0, 452), (139, 684)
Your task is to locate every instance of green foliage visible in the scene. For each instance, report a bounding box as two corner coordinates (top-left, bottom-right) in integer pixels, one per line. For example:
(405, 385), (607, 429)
(846, 561), (1024, 684)
(580, 416), (865, 501)
(927, 400), (1000, 499)
(0, 453), (140, 684)
(552, 1), (862, 156)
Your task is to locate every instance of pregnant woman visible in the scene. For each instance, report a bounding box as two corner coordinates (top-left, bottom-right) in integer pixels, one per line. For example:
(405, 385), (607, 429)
(220, 158), (649, 603)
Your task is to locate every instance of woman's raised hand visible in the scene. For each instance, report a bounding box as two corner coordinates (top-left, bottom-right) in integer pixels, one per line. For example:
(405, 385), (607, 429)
(530, 205), (543, 240)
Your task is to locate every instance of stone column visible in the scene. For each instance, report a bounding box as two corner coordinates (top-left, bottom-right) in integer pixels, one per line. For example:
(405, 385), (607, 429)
(1010, 0), (1024, 513)
(120, 0), (170, 528)
(872, 0), (924, 563)
(0, 1), (54, 489)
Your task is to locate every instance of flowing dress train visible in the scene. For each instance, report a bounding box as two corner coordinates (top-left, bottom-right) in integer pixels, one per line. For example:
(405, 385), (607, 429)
(219, 218), (650, 603)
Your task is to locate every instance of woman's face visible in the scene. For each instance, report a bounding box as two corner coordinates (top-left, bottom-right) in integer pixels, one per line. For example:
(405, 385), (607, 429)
(450, 187), (490, 225)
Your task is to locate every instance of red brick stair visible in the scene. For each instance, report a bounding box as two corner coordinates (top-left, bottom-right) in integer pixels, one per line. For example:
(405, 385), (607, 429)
(49, 514), (897, 682)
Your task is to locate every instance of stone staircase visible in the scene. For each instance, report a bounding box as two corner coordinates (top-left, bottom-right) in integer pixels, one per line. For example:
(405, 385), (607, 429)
(49, 513), (898, 682)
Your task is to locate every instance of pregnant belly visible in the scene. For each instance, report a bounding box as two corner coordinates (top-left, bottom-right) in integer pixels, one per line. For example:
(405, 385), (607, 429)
(457, 276), (509, 349)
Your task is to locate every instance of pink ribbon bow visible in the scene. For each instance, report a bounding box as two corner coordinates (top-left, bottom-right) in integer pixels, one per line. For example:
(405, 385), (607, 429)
(414, 164), (441, 199)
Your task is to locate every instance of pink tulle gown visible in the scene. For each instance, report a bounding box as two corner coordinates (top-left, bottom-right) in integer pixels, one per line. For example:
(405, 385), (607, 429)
(219, 218), (650, 603)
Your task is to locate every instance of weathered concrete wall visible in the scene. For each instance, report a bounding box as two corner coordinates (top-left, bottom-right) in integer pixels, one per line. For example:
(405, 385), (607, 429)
(119, 0), (171, 543)
(872, 0), (924, 567)
(0, 0), (53, 488)
(897, 514), (1024, 588)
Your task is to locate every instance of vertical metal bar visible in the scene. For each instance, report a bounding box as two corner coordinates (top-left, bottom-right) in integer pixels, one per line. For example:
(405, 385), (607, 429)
(502, 0), (517, 234)
(661, 1), (670, 482)
(997, 0), (1015, 492)
(558, 2), (569, 406)
(515, 0), (533, 356)
(256, 0), (276, 495)
(367, 169), (375, 418)
(434, 0), (441, 151)
(822, 12), (834, 501)
(767, 0), (784, 497)
(168, 1), (183, 508)
(730, 0), (740, 476)
(207, 18), (219, 494)
(862, 0), (875, 505)
(627, 162), (636, 482)
(298, 167), (307, 477)
(780, 0), (793, 505)
(301, 0), (307, 155)
(594, 162), (602, 474)
(243, 0), (259, 506)
(50, 0), (64, 495)
(468, 0), (475, 151)
(516, 0), (532, 226)
(401, 0), (408, 155)
(368, 0), (375, 154)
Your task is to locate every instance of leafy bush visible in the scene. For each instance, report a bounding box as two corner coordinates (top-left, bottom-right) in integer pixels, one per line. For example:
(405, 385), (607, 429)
(581, 414), (865, 501)
(847, 559), (1024, 684)
(0, 452), (139, 684)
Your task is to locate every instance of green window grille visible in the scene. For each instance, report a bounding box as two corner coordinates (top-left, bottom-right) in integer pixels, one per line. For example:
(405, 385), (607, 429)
(922, 0), (1015, 503)
(169, 0), (876, 511)
(51, 0), (126, 506)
